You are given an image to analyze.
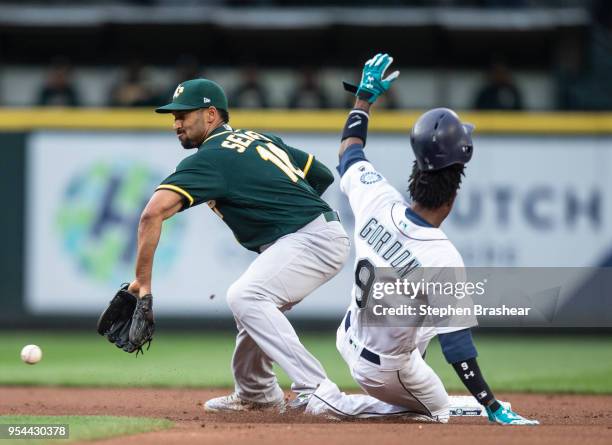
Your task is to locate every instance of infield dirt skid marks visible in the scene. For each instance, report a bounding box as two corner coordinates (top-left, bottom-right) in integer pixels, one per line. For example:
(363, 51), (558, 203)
(1, 387), (611, 445)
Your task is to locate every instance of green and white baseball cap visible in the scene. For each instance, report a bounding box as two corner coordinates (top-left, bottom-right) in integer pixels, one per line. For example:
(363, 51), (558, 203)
(155, 78), (228, 113)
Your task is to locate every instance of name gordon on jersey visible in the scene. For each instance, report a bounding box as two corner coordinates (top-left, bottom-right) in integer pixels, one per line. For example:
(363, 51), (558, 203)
(359, 217), (421, 278)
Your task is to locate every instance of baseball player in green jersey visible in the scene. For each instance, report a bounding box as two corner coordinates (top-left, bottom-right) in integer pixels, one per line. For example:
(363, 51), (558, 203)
(126, 78), (350, 412)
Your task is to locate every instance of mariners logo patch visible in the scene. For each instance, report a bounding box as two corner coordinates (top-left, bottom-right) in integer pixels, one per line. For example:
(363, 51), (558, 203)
(360, 171), (383, 184)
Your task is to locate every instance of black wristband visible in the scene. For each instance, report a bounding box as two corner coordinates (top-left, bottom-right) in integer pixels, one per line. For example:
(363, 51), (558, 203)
(341, 109), (369, 146)
(451, 357), (497, 407)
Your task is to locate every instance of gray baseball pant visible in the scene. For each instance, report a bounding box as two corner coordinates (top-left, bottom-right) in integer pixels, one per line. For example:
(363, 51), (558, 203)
(226, 214), (350, 403)
(304, 323), (449, 421)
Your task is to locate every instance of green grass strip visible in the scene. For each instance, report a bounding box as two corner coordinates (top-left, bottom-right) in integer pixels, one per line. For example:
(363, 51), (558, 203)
(0, 331), (610, 393)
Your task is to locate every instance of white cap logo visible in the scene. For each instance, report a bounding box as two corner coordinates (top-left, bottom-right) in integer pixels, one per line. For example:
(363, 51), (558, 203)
(203, 97), (211, 104)
(173, 85), (184, 99)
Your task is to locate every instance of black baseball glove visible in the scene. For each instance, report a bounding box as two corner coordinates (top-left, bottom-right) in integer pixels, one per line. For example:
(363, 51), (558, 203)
(96, 283), (155, 356)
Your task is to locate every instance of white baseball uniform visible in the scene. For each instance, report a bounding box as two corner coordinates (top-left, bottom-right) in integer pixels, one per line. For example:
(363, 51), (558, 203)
(306, 158), (472, 421)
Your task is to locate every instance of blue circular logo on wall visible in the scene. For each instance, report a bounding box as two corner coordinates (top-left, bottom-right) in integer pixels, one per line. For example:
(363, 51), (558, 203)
(56, 161), (184, 283)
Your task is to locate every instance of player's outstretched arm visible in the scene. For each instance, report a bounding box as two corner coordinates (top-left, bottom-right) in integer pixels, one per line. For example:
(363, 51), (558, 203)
(339, 53), (399, 159)
(336, 53), (405, 213)
(130, 190), (183, 297)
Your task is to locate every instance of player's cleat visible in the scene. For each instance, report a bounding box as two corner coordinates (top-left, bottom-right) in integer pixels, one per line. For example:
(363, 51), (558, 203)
(204, 393), (285, 413)
(286, 392), (312, 412)
(485, 405), (539, 425)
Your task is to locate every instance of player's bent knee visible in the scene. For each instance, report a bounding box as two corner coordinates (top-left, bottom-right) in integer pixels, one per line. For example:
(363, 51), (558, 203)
(226, 281), (248, 315)
(226, 280), (266, 318)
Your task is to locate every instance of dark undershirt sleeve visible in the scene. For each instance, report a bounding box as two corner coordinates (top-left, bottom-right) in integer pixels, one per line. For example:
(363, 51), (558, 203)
(337, 143), (367, 177)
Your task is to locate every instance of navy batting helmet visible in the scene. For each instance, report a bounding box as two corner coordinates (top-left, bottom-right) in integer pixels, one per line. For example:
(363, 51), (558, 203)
(410, 108), (474, 171)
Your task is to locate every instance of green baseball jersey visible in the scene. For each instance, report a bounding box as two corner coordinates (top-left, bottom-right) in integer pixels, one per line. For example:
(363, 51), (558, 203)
(158, 125), (334, 252)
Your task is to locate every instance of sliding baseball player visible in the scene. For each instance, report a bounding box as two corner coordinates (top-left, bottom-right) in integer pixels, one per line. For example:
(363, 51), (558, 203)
(304, 54), (539, 425)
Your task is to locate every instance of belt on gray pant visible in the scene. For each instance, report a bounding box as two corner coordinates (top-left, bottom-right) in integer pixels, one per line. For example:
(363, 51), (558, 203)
(258, 211), (341, 253)
(344, 311), (381, 366)
(323, 210), (340, 223)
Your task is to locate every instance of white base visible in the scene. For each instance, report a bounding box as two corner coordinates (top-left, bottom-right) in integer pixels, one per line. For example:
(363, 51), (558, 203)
(449, 395), (511, 417)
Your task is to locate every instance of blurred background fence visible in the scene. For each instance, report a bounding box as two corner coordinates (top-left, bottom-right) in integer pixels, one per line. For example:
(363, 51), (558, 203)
(0, 0), (611, 111)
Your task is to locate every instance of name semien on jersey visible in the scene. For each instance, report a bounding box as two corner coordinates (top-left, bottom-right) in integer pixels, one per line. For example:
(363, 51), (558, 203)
(359, 217), (421, 278)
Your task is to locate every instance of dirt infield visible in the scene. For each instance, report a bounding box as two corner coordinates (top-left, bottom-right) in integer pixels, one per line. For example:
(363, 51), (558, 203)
(1, 387), (611, 445)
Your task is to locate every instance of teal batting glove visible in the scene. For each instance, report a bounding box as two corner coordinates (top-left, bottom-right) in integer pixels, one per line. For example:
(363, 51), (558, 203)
(342, 53), (400, 103)
(355, 53), (400, 103)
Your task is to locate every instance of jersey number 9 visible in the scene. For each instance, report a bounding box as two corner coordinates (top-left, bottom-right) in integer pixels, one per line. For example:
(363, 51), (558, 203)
(354, 258), (375, 308)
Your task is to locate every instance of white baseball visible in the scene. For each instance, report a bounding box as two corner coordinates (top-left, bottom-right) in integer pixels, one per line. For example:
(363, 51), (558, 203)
(20, 344), (42, 365)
